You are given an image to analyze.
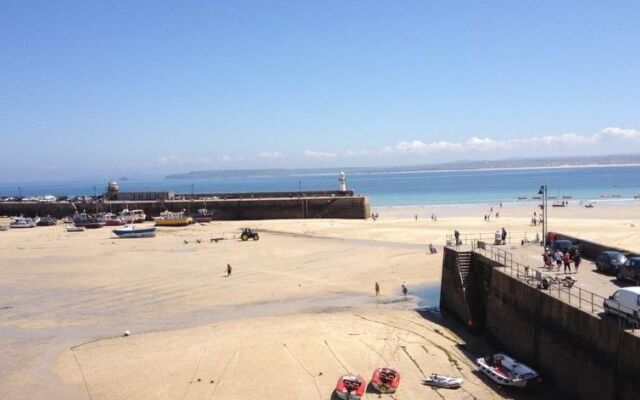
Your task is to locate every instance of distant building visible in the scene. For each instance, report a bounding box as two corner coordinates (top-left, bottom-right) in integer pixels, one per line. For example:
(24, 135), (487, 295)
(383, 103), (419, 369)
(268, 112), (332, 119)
(104, 181), (174, 201)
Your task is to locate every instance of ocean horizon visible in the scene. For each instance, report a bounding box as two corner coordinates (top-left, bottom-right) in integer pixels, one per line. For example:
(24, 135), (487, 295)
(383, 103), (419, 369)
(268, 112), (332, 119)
(1, 164), (640, 207)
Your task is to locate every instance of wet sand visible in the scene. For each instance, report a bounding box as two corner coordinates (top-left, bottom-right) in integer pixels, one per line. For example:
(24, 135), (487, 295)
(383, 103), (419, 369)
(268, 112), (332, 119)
(2, 202), (639, 399)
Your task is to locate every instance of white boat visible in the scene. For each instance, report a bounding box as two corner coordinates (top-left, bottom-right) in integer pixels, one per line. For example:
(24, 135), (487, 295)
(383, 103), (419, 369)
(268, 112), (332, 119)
(477, 354), (538, 387)
(119, 209), (146, 224)
(9, 217), (36, 228)
(423, 373), (463, 389)
(66, 225), (85, 232)
(112, 224), (156, 238)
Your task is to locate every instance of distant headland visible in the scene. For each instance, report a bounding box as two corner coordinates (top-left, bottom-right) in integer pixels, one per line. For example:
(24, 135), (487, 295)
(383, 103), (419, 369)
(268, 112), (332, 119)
(165, 153), (640, 179)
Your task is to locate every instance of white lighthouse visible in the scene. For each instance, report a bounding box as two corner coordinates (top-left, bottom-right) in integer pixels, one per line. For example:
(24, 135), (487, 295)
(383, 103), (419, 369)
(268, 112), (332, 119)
(338, 171), (347, 192)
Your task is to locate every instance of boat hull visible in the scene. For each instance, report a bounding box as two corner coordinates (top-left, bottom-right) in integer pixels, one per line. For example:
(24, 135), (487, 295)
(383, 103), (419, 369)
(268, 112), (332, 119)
(477, 355), (537, 387)
(335, 375), (366, 400)
(113, 227), (156, 238)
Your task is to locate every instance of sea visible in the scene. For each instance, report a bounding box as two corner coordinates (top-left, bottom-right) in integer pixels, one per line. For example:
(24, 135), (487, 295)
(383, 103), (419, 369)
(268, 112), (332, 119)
(1, 165), (640, 207)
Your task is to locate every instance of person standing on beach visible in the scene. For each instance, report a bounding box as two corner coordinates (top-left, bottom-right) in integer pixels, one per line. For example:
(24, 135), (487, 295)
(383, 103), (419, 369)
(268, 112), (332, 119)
(563, 252), (572, 273)
(501, 227), (507, 244)
(554, 249), (563, 270)
(226, 263), (232, 277)
(454, 230), (460, 246)
(401, 282), (408, 296)
(573, 249), (582, 272)
(375, 282), (380, 296)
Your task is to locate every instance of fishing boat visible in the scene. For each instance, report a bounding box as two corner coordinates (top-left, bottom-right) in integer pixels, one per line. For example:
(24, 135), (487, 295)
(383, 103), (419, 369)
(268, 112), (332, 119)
(335, 374), (366, 400)
(154, 211), (192, 227)
(102, 213), (125, 226)
(477, 354), (538, 387)
(370, 367), (400, 393)
(423, 373), (463, 389)
(9, 216), (36, 228)
(188, 208), (214, 223)
(66, 225), (85, 232)
(36, 216), (57, 226)
(112, 224), (156, 238)
(516, 196), (527, 200)
(131, 209), (146, 223)
(74, 212), (104, 228)
(585, 202), (595, 208)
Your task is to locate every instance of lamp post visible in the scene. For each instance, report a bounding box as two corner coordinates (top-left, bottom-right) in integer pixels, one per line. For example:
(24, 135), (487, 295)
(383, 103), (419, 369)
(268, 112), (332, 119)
(538, 185), (548, 248)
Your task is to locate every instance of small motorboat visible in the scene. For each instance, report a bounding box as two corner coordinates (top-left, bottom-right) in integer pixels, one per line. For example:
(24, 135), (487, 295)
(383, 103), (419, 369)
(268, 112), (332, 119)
(423, 373), (463, 389)
(112, 225), (156, 238)
(67, 225), (85, 232)
(370, 367), (400, 393)
(477, 354), (538, 387)
(189, 208), (214, 223)
(335, 374), (366, 400)
(36, 216), (57, 226)
(103, 213), (125, 226)
(10, 217), (36, 228)
(585, 203), (595, 208)
(516, 196), (527, 200)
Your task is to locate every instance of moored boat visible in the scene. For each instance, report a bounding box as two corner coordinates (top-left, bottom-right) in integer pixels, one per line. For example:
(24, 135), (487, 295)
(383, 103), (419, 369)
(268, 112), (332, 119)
(423, 373), (463, 389)
(335, 374), (366, 400)
(102, 213), (125, 226)
(74, 212), (104, 228)
(131, 209), (146, 223)
(371, 367), (400, 393)
(112, 224), (156, 238)
(188, 208), (214, 223)
(154, 211), (192, 227)
(10, 216), (36, 228)
(516, 196), (527, 200)
(66, 225), (85, 232)
(477, 354), (538, 387)
(36, 216), (57, 226)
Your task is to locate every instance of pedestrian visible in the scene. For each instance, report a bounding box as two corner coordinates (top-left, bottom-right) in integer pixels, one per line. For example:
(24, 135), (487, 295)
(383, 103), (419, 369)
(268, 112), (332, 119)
(490, 206), (493, 213)
(454, 230), (460, 246)
(494, 230), (502, 245)
(401, 282), (408, 296)
(375, 282), (380, 296)
(415, 214), (418, 221)
(429, 243), (437, 254)
(501, 227), (507, 244)
(226, 263), (232, 277)
(500, 202), (502, 208)
(496, 212), (500, 218)
(563, 251), (572, 273)
(573, 249), (581, 272)
(554, 249), (563, 270)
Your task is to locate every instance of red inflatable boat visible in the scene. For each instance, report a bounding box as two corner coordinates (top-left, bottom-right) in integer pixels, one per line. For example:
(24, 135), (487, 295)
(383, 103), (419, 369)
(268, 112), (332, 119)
(371, 367), (400, 393)
(335, 374), (366, 400)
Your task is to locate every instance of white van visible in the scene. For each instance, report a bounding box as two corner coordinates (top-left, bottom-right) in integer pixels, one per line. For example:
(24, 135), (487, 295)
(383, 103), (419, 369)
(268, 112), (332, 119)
(603, 287), (640, 322)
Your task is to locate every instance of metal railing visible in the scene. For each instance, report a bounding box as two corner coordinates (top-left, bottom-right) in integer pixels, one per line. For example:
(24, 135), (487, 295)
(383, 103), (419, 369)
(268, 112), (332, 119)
(445, 231), (541, 248)
(449, 238), (639, 330)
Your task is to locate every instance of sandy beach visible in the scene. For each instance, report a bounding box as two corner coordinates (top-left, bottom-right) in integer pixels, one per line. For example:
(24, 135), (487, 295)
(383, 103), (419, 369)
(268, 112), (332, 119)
(2, 202), (640, 399)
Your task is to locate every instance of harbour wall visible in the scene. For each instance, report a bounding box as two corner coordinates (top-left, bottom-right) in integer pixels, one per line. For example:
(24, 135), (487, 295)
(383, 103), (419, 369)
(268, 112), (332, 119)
(0, 195), (370, 220)
(440, 246), (640, 400)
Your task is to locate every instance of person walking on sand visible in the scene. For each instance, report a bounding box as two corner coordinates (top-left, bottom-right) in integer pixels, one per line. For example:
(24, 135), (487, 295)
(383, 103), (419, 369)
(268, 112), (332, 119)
(401, 282), (408, 296)
(554, 249), (563, 270)
(563, 251), (572, 273)
(375, 282), (380, 296)
(226, 263), (232, 277)
(573, 249), (582, 272)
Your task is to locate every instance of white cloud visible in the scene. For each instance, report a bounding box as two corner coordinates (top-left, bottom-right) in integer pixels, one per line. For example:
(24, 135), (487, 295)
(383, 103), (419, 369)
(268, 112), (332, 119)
(258, 151), (284, 159)
(601, 127), (640, 140)
(304, 150), (338, 158)
(218, 154), (232, 162)
(345, 149), (369, 156)
(381, 146), (395, 154)
(394, 140), (462, 154)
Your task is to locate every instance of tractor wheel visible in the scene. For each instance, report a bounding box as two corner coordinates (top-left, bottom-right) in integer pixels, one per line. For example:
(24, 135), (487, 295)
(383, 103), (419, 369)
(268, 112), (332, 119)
(253, 234), (259, 241)
(241, 234), (249, 241)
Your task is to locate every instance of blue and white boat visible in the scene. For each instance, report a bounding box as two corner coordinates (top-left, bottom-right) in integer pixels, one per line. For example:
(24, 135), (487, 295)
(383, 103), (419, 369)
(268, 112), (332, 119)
(112, 224), (156, 238)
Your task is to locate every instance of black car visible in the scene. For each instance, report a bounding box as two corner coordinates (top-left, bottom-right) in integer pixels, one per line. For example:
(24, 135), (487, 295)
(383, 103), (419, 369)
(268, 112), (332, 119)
(617, 256), (640, 284)
(546, 240), (579, 255)
(595, 251), (628, 275)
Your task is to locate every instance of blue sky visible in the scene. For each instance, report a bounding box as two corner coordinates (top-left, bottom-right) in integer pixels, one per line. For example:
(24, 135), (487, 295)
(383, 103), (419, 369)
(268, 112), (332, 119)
(1, 1), (640, 181)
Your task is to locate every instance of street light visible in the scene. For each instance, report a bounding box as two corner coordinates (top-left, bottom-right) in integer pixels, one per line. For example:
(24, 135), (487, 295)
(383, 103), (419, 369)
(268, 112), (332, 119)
(538, 185), (548, 248)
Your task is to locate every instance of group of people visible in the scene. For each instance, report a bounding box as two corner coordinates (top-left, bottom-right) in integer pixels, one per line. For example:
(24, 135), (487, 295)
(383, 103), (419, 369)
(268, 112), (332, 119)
(543, 247), (582, 273)
(494, 227), (508, 245)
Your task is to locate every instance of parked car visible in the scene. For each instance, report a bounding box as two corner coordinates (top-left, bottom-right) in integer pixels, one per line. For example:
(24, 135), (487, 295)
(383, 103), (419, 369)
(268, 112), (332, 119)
(603, 287), (640, 322)
(546, 240), (579, 255)
(617, 257), (640, 285)
(595, 251), (628, 275)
